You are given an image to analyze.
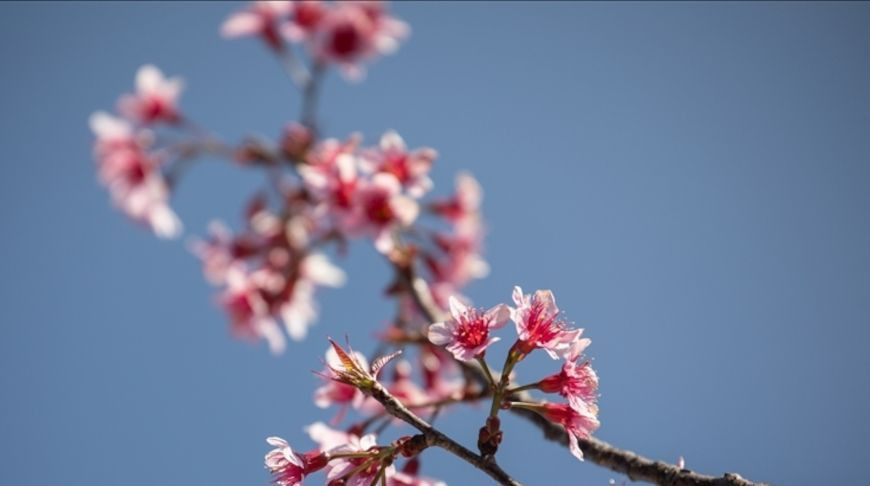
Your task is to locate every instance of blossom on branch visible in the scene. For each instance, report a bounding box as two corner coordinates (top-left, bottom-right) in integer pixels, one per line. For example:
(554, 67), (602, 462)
(221, 0), (294, 51)
(361, 130), (437, 199)
(538, 337), (598, 411)
(88, 111), (182, 238)
(117, 64), (184, 124)
(264, 436), (328, 486)
(510, 286), (583, 360)
(428, 296), (509, 362)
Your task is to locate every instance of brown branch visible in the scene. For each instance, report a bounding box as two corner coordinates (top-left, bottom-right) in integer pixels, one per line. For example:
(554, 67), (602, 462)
(367, 381), (521, 486)
(393, 259), (766, 486)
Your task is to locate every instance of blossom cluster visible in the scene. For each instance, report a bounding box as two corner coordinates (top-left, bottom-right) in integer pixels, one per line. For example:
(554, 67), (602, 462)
(428, 286), (600, 461)
(88, 65), (185, 238)
(89, 2), (488, 353)
(222, 0), (408, 80)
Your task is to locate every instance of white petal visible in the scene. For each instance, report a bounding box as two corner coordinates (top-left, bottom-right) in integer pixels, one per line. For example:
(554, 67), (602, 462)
(379, 130), (406, 152)
(427, 322), (453, 345)
(221, 12), (264, 38)
(447, 295), (468, 321)
(390, 195), (419, 226)
(303, 253), (346, 287)
(485, 303), (511, 329)
(136, 64), (164, 93)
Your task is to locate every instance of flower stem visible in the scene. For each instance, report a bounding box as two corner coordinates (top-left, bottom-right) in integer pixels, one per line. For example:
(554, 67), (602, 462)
(476, 356), (497, 391)
(504, 382), (540, 395)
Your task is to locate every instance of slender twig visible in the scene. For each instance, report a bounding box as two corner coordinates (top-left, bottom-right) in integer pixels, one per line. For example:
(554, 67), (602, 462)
(367, 381), (521, 486)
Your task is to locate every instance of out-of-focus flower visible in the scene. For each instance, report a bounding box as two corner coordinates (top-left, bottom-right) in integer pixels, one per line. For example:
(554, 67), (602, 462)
(428, 296), (509, 362)
(117, 65), (184, 124)
(221, 1), (293, 51)
(282, 0), (327, 42)
(430, 171), (482, 225)
(190, 221), (236, 284)
(89, 111), (182, 238)
(352, 173), (418, 254)
(221, 267), (286, 354)
(362, 131), (436, 199)
(510, 286), (583, 360)
(311, 1), (408, 80)
(306, 421), (356, 452)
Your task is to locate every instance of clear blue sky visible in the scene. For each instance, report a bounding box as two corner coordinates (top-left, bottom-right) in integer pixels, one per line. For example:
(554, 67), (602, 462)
(2, 2), (869, 485)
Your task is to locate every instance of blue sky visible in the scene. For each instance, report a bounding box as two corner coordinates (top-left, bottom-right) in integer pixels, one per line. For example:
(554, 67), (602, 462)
(2, 2), (869, 485)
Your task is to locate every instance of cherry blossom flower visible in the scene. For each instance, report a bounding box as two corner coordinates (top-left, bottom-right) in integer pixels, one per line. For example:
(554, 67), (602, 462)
(351, 173), (419, 253)
(189, 221), (236, 285)
(510, 286), (583, 360)
(221, 267), (286, 354)
(428, 296), (510, 362)
(536, 402), (600, 461)
(306, 421), (356, 452)
(430, 171), (483, 225)
(117, 65), (184, 124)
(280, 253), (346, 340)
(325, 433), (393, 486)
(361, 131), (437, 198)
(89, 111), (182, 238)
(299, 146), (361, 230)
(221, 1), (293, 51)
(282, 0), (327, 43)
(538, 339), (598, 411)
(264, 436), (328, 486)
(311, 1), (408, 80)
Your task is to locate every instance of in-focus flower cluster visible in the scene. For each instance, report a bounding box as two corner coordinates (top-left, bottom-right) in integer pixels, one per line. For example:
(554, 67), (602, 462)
(222, 0), (408, 80)
(428, 286), (600, 461)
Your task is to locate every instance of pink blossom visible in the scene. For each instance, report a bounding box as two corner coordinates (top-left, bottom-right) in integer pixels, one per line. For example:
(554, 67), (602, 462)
(305, 422), (356, 452)
(428, 296), (509, 362)
(362, 131), (437, 198)
(298, 141), (361, 229)
(221, 267), (286, 354)
(325, 433), (392, 486)
(264, 436), (328, 486)
(538, 339), (598, 411)
(89, 112), (182, 238)
(511, 286), (583, 360)
(430, 171), (483, 224)
(280, 253), (346, 340)
(221, 1), (293, 51)
(311, 1), (408, 80)
(357, 173), (419, 253)
(117, 65), (183, 124)
(282, 1), (327, 42)
(387, 360), (431, 414)
(264, 437), (307, 486)
(190, 221), (236, 285)
(539, 402), (600, 461)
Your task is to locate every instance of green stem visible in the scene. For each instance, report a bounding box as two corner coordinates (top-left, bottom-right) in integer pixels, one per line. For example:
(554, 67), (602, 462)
(504, 382), (540, 396)
(476, 356), (497, 391)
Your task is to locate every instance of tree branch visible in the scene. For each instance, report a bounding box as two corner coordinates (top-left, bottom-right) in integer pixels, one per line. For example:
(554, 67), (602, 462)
(367, 381), (521, 486)
(393, 259), (766, 486)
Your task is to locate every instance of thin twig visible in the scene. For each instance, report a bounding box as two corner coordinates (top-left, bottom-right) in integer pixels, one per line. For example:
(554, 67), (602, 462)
(367, 381), (521, 486)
